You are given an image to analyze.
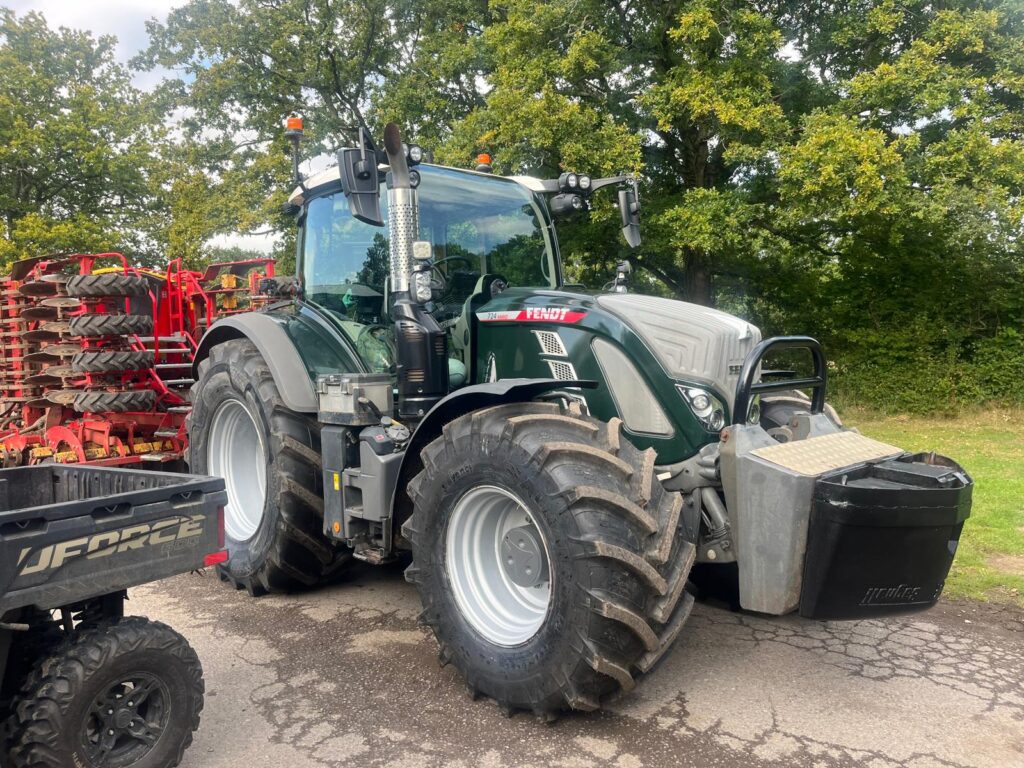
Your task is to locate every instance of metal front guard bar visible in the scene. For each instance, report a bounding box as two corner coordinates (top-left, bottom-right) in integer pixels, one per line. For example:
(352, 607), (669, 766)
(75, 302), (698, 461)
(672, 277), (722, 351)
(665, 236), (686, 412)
(732, 335), (827, 425)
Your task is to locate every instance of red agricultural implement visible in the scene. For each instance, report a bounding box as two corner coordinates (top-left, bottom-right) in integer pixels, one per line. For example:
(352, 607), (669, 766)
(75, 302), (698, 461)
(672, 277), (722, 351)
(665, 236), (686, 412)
(0, 253), (274, 466)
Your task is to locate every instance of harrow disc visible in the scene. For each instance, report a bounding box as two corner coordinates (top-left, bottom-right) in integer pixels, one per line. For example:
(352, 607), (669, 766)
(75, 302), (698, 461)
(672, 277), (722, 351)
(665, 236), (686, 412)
(21, 329), (62, 343)
(24, 373), (63, 386)
(19, 306), (59, 322)
(24, 343), (80, 362)
(17, 280), (59, 297)
(40, 296), (83, 310)
(44, 389), (83, 406)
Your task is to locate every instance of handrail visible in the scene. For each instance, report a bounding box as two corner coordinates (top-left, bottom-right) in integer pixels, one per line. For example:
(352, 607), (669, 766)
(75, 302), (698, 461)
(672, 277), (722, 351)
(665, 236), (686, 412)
(732, 335), (827, 425)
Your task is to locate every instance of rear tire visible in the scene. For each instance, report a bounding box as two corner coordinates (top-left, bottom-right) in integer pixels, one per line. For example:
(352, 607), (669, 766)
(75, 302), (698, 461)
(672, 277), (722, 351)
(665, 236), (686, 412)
(6, 617), (202, 768)
(66, 274), (149, 299)
(68, 314), (153, 338)
(187, 338), (349, 595)
(403, 401), (695, 715)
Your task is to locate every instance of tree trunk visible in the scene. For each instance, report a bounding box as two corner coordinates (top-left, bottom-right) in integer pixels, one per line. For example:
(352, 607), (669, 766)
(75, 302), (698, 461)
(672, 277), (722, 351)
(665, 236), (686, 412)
(683, 248), (713, 307)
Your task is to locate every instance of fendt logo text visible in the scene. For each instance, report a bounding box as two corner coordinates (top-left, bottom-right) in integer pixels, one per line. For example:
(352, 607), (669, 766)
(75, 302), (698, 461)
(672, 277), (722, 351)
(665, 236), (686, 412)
(16, 515), (206, 576)
(477, 308), (586, 323)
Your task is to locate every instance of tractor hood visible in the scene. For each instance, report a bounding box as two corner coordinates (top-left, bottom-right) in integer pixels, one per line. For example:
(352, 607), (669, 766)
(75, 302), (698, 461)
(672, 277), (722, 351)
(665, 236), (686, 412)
(595, 294), (762, 408)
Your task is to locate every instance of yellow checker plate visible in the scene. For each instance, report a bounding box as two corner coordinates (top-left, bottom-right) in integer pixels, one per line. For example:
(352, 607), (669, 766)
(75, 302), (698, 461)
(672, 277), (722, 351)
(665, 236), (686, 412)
(750, 431), (902, 476)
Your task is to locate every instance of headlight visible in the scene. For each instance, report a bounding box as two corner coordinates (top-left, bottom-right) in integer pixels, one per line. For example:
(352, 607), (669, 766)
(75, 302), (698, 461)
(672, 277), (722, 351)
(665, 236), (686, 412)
(579, 174), (592, 190)
(747, 395), (761, 425)
(679, 386), (726, 432)
(413, 270), (433, 303)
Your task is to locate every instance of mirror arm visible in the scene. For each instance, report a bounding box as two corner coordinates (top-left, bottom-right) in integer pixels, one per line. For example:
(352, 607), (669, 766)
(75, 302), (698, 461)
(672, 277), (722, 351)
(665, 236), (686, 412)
(588, 175), (632, 193)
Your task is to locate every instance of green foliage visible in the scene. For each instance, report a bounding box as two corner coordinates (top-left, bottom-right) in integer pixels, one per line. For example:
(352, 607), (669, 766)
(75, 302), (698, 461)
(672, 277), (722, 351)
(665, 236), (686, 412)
(129, 0), (1024, 410)
(0, 10), (164, 269)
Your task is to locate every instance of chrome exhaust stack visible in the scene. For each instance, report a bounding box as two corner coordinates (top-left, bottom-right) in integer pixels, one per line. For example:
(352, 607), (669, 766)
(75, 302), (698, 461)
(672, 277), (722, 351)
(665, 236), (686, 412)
(381, 123), (449, 420)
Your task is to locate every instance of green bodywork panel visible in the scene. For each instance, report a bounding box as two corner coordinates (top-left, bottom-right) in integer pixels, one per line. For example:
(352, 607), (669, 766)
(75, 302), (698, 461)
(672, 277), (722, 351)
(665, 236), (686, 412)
(472, 288), (721, 464)
(264, 287), (718, 464)
(262, 301), (367, 381)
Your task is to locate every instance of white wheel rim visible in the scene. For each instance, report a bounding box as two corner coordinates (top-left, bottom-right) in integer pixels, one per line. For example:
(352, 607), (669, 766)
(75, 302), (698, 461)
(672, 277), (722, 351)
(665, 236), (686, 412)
(208, 398), (267, 542)
(445, 485), (552, 646)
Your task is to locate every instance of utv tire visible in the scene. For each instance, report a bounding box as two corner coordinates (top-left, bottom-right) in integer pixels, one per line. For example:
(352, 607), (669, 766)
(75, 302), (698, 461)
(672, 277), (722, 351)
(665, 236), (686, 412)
(187, 338), (349, 595)
(69, 314), (154, 338)
(74, 390), (156, 414)
(71, 350), (155, 373)
(7, 617), (203, 768)
(66, 274), (149, 299)
(403, 401), (696, 715)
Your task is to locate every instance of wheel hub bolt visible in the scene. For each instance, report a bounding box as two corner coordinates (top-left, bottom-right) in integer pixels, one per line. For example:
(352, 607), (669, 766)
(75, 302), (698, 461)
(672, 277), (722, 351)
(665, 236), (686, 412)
(500, 525), (549, 588)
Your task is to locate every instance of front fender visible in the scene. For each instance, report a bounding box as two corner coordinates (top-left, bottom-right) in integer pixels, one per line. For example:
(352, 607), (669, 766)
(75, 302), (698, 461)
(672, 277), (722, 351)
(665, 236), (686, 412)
(193, 304), (366, 413)
(390, 379), (597, 535)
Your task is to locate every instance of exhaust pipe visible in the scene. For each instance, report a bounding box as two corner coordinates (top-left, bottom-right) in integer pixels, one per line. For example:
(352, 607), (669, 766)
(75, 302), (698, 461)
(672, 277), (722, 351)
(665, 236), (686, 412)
(383, 123), (417, 295)
(382, 123), (449, 421)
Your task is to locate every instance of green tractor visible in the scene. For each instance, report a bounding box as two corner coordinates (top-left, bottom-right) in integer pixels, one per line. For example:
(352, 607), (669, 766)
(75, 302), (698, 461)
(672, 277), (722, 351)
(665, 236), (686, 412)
(187, 122), (972, 716)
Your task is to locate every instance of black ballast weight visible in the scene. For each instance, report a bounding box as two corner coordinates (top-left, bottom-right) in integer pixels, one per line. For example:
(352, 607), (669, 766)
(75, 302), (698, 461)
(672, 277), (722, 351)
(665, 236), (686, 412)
(800, 453), (972, 620)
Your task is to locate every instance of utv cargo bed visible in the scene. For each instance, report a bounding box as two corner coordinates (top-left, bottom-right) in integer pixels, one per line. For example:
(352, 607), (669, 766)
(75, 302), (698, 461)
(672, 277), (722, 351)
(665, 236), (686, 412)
(0, 464), (227, 613)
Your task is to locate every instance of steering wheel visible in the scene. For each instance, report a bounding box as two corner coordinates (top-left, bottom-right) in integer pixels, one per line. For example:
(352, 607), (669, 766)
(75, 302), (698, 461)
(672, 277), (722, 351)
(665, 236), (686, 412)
(432, 255), (477, 271)
(430, 255), (479, 295)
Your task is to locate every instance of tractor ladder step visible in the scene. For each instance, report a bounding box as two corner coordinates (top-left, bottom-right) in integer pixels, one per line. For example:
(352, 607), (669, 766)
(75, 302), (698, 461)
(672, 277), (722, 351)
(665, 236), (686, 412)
(161, 378), (195, 387)
(154, 429), (182, 438)
(166, 406), (192, 413)
(155, 362), (191, 369)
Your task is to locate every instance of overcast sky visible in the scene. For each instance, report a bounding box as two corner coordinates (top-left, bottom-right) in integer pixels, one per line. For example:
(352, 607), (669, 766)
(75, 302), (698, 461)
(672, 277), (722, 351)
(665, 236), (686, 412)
(9, 0), (280, 252)
(9, 1), (178, 88)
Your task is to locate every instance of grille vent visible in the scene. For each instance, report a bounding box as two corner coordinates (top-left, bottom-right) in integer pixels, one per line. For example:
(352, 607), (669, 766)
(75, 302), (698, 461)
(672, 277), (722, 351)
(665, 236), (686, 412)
(547, 360), (577, 381)
(533, 330), (568, 357)
(400, 322), (424, 343)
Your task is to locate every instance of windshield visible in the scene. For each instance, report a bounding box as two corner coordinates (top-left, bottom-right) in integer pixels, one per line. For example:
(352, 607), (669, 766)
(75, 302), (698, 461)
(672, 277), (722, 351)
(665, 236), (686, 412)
(301, 166), (557, 328)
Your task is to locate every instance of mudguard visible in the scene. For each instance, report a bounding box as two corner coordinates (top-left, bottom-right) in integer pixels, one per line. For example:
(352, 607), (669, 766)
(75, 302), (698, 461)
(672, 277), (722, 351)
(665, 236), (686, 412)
(192, 304), (366, 413)
(390, 379), (597, 526)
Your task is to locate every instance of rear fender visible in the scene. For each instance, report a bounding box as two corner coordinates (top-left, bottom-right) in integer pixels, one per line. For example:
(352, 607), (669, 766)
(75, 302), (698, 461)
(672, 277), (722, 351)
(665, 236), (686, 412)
(192, 306), (366, 413)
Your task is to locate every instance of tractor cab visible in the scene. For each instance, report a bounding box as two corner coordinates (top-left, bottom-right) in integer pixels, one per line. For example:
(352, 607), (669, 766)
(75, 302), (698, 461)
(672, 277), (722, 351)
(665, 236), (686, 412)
(291, 164), (562, 389)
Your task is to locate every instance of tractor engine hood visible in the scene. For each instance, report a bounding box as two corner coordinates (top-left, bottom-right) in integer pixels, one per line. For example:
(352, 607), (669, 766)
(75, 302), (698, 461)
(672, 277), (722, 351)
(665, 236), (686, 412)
(595, 294), (762, 408)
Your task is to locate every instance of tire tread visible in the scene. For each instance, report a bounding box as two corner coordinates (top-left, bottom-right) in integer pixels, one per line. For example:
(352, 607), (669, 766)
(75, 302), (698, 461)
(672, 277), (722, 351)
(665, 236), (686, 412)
(406, 400), (695, 715)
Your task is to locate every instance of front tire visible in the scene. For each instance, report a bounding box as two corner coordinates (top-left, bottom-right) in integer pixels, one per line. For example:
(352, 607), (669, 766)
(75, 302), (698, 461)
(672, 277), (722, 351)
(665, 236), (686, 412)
(187, 338), (348, 595)
(7, 617), (202, 768)
(403, 401), (696, 715)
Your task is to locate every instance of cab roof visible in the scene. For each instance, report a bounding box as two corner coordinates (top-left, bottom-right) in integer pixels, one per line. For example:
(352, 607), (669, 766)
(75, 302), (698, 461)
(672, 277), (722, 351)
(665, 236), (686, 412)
(287, 163), (547, 206)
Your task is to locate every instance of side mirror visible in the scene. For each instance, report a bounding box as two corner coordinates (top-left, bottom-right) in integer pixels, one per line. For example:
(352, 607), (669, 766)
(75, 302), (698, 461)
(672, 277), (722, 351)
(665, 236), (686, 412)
(618, 183), (641, 248)
(338, 128), (383, 226)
